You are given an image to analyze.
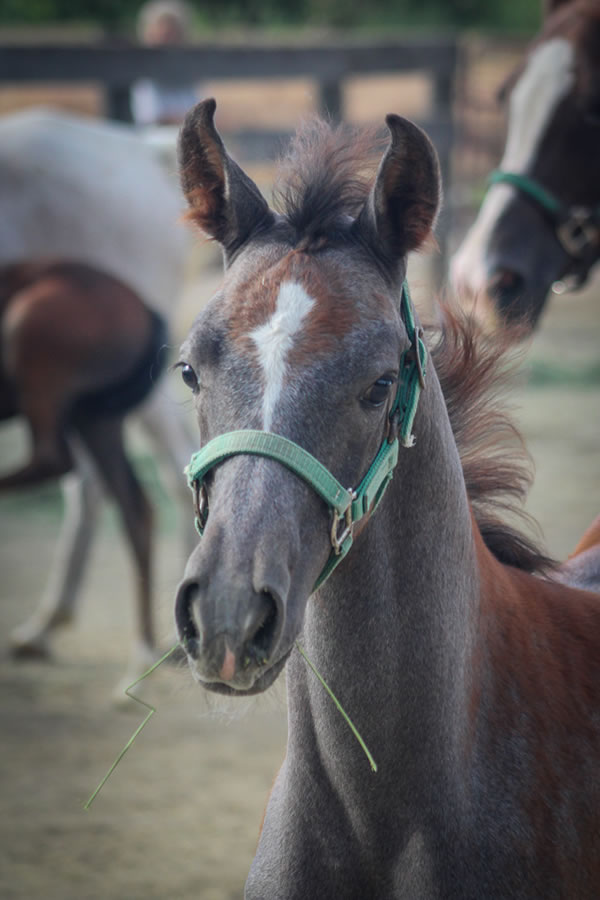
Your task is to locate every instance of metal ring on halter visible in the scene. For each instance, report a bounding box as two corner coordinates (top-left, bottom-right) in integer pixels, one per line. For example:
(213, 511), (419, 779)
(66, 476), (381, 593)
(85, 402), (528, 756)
(403, 325), (426, 391)
(193, 480), (209, 532)
(330, 504), (354, 556)
(557, 208), (600, 258)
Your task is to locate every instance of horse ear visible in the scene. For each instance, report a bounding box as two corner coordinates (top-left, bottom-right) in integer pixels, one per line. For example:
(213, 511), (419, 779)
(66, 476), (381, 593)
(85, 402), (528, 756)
(178, 99), (274, 259)
(357, 114), (441, 263)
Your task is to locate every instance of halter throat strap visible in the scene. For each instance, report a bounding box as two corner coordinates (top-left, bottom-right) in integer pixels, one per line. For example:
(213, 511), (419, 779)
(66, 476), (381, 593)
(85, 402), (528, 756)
(185, 282), (427, 591)
(488, 169), (562, 218)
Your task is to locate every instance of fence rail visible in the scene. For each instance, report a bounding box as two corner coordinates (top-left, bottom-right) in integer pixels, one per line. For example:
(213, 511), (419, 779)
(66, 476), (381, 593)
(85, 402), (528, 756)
(0, 37), (458, 275)
(0, 38), (456, 123)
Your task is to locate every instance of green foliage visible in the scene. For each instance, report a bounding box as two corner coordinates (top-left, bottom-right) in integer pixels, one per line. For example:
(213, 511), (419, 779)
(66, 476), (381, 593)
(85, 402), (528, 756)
(0, 0), (130, 28)
(0, 0), (541, 32)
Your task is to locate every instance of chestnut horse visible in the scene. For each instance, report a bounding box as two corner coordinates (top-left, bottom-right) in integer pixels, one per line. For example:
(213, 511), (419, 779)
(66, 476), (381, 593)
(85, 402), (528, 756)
(174, 100), (600, 898)
(451, 0), (600, 328)
(0, 261), (166, 678)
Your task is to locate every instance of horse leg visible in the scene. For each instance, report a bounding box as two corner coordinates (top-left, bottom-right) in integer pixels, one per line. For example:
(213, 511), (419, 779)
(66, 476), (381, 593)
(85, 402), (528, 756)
(136, 384), (197, 556)
(9, 443), (103, 657)
(0, 372), (73, 490)
(77, 414), (156, 688)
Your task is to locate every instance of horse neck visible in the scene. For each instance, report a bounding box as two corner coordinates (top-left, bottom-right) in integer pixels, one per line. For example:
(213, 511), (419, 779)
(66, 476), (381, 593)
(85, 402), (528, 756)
(287, 367), (482, 807)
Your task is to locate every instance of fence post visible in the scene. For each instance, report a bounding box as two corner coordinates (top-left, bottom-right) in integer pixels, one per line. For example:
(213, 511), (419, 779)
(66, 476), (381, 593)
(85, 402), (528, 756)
(105, 85), (133, 122)
(430, 46), (457, 285)
(318, 79), (343, 122)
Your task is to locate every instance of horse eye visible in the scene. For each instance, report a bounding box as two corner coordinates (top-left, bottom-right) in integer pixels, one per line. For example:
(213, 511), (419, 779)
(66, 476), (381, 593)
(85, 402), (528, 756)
(180, 363), (199, 393)
(363, 376), (395, 408)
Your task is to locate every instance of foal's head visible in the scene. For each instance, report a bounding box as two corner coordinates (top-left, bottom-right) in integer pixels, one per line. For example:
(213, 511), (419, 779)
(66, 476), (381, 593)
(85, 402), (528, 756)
(174, 99), (440, 695)
(452, 0), (600, 328)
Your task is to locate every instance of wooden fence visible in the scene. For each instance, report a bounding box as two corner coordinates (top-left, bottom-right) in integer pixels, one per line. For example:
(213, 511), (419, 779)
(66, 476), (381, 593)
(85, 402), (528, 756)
(0, 37), (458, 272)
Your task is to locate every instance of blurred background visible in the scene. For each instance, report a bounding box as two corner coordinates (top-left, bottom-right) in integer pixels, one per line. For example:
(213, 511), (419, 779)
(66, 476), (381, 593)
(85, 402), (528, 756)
(1, 2), (598, 898)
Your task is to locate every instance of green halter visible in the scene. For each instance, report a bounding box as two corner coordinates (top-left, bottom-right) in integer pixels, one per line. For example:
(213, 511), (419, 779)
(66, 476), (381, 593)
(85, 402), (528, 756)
(185, 282), (427, 591)
(488, 169), (600, 265)
(487, 169), (563, 217)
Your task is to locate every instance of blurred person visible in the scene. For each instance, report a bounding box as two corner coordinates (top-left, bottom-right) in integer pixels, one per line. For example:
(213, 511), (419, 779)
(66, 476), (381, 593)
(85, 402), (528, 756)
(131, 0), (202, 126)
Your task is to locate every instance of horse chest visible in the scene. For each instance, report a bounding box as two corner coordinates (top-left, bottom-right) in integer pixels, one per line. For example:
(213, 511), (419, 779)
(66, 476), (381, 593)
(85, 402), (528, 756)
(248, 760), (444, 899)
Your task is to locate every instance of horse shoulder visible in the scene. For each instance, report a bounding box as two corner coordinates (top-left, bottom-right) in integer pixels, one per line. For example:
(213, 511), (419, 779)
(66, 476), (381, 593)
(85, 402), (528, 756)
(475, 546), (600, 738)
(470, 545), (600, 881)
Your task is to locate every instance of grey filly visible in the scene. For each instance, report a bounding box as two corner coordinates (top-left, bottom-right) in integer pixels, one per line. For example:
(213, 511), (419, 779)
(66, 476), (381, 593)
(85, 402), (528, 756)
(175, 99), (600, 898)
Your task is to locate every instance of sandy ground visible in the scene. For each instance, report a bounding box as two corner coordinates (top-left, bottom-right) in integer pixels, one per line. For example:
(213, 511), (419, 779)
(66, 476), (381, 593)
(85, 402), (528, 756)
(0, 495), (288, 900)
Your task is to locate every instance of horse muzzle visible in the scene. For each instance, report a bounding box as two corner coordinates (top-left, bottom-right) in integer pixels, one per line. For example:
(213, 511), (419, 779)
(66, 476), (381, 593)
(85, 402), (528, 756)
(174, 563), (290, 693)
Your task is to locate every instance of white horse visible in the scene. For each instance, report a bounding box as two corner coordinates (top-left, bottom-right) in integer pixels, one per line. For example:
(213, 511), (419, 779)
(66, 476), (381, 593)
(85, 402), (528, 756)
(0, 108), (195, 683)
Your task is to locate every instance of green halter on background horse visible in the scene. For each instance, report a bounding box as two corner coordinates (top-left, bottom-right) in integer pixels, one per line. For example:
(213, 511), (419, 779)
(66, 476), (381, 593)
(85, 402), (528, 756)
(488, 169), (600, 286)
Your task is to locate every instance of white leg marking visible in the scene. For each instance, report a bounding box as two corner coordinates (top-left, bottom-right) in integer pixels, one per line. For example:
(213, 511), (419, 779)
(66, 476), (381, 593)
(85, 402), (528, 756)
(250, 280), (315, 430)
(451, 39), (575, 296)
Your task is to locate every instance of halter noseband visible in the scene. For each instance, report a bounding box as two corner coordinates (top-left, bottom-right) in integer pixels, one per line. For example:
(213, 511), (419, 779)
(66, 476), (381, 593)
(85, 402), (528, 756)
(185, 282), (427, 592)
(488, 169), (600, 290)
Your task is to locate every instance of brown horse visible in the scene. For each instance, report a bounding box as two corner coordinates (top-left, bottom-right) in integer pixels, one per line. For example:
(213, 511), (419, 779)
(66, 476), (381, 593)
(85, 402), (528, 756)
(451, 0), (600, 328)
(0, 260), (167, 681)
(174, 100), (600, 898)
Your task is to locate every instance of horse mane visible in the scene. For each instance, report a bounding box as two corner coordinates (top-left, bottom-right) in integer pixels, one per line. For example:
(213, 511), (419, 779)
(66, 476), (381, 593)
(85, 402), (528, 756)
(429, 306), (555, 573)
(272, 117), (382, 248)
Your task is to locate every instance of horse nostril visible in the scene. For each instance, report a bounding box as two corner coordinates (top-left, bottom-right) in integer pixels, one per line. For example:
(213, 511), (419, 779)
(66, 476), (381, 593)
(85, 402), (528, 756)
(175, 580), (201, 657)
(243, 591), (280, 666)
(487, 268), (526, 319)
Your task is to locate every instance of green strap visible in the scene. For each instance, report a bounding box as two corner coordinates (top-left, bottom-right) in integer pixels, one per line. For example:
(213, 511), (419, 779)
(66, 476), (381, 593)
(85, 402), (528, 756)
(395, 281), (427, 448)
(487, 169), (562, 217)
(309, 436), (400, 590)
(489, 169), (600, 220)
(186, 430), (353, 517)
(350, 437), (399, 521)
(312, 541), (351, 590)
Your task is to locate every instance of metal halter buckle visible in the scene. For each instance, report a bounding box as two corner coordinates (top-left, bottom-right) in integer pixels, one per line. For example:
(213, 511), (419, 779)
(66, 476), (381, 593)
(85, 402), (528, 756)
(402, 326), (426, 391)
(557, 208), (600, 257)
(192, 480), (209, 531)
(330, 503), (354, 556)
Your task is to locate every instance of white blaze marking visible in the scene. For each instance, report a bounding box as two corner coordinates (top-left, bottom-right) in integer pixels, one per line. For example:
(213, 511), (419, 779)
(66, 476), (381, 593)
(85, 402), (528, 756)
(451, 39), (575, 296)
(250, 280), (315, 430)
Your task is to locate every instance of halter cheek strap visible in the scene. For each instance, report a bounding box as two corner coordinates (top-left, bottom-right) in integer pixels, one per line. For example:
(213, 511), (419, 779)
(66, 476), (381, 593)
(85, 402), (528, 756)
(185, 282), (427, 591)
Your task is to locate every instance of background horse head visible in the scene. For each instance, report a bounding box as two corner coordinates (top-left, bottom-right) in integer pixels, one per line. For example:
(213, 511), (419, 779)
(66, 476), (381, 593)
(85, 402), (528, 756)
(451, 0), (600, 328)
